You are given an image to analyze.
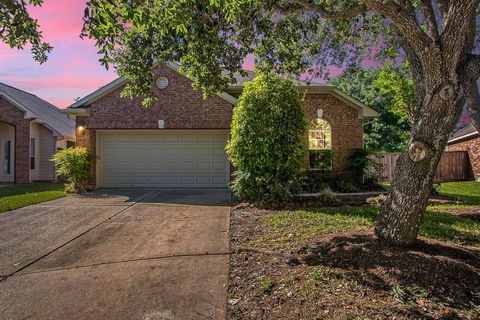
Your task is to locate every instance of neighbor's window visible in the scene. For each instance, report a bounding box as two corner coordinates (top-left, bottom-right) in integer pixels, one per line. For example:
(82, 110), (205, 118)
(30, 138), (35, 170)
(308, 118), (332, 170)
(4, 141), (11, 174)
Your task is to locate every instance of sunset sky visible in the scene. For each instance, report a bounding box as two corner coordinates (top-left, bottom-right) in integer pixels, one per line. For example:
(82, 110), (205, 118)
(0, 0), (472, 128)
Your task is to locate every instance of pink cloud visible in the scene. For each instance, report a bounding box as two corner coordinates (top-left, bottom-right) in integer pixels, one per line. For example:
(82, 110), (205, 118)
(0, 1), (116, 108)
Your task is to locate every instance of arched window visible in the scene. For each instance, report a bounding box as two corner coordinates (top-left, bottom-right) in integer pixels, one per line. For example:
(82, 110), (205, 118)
(308, 118), (332, 170)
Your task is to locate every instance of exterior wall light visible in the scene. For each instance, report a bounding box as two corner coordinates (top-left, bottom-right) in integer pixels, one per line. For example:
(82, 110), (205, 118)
(77, 126), (86, 137)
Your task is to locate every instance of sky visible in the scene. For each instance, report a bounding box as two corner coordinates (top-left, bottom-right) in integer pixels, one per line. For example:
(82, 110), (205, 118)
(0, 0), (472, 128)
(0, 0), (119, 108)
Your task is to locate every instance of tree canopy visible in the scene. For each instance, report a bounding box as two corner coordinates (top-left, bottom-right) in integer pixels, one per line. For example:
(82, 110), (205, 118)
(0, 0), (51, 63)
(83, 0), (480, 245)
(330, 64), (414, 152)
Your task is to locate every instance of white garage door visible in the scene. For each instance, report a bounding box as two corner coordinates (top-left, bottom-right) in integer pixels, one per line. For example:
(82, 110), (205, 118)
(98, 131), (230, 188)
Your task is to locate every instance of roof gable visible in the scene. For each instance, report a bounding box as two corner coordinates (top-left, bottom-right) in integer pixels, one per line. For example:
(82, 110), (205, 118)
(67, 63), (378, 119)
(0, 82), (75, 137)
(68, 62), (238, 110)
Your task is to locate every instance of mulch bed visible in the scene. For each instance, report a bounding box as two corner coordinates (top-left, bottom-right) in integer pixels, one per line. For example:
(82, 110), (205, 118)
(228, 206), (480, 320)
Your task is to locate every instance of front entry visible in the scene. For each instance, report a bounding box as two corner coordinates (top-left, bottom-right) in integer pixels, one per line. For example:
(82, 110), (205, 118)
(0, 122), (14, 183)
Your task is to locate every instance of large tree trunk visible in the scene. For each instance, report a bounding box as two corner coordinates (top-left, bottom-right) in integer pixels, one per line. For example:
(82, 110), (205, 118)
(375, 82), (467, 246)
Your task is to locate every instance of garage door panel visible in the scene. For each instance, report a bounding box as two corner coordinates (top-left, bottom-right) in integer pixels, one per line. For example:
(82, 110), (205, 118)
(99, 131), (229, 188)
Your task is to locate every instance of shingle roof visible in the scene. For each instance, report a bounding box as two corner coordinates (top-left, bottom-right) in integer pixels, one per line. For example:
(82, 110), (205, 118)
(449, 123), (479, 143)
(0, 82), (75, 137)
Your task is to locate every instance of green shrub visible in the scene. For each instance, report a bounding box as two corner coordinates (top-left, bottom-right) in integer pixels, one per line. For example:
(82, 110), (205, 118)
(51, 147), (93, 194)
(226, 71), (306, 208)
(336, 148), (383, 192)
(302, 149), (383, 193)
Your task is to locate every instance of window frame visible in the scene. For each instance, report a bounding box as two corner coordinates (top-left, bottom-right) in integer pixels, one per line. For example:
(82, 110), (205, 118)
(308, 118), (332, 170)
(30, 138), (36, 170)
(4, 140), (11, 175)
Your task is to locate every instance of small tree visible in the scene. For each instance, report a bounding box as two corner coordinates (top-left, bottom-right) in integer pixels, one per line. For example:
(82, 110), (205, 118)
(51, 147), (93, 194)
(226, 72), (306, 207)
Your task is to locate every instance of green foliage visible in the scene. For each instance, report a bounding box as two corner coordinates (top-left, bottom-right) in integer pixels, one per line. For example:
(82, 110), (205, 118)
(374, 63), (417, 123)
(0, 0), (52, 63)
(51, 147), (93, 194)
(303, 149), (383, 193)
(345, 148), (382, 184)
(81, 0), (392, 105)
(226, 72), (306, 207)
(329, 64), (413, 152)
(260, 278), (274, 294)
(309, 149), (332, 170)
(311, 267), (326, 281)
(390, 284), (406, 301)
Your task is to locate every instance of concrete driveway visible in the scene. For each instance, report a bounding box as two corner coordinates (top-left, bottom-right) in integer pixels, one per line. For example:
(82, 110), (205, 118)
(0, 189), (231, 320)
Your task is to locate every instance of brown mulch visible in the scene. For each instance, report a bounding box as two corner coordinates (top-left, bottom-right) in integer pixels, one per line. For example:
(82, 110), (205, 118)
(228, 207), (480, 320)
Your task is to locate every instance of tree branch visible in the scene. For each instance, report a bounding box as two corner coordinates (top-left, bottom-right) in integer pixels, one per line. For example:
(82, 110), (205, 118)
(436, 0), (450, 20)
(419, 0), (440, 42)
(463, 54), (480, 89)
(363, 0), (432, 57)
(442, 0), (479, 66)
(281, 1), (367, 20)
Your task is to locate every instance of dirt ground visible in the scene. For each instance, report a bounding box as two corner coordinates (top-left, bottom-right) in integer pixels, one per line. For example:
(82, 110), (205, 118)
(227, 206), (480, 320)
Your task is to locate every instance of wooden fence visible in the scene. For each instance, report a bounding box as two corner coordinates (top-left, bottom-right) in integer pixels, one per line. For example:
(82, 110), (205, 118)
(375, 151), (470, 184)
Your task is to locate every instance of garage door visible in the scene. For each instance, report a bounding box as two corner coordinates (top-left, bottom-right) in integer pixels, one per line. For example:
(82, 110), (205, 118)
(98, 131), (230, 188)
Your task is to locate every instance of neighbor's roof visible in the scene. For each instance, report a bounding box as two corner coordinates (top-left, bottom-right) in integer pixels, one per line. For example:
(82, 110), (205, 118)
(67, 63), (378, 120)
(0, 82), (75, 137)
(448, 123), (479, 144)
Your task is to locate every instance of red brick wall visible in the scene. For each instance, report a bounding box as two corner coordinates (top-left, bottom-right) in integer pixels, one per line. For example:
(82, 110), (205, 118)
(83, 64), (233, 130)
(302, 93), (364, 173)
(76, 65), (366, 185)
(0, 97), (31, 183)
(447, 135), (480, 180)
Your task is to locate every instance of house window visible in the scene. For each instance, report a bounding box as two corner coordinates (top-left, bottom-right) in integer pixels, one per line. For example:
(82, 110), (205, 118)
(4, 141), (11, 175)
(308, 118), (332, 170)
(30, 138), (36, 170)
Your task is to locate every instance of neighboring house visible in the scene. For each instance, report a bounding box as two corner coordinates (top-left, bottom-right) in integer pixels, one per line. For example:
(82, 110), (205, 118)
(65, 63), (378, 189)
(447, 123), (480, 181)
(0, 83), (75, 184)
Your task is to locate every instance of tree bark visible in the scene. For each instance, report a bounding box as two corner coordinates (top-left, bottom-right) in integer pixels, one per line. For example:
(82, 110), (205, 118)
(375, 82), (467, 245)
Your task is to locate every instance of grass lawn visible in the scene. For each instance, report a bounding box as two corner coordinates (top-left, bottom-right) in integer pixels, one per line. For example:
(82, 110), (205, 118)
(229, 196), (480, 319)
(0, 182), (65, 213)
(257, 205), (480, 250)
(437, 181), (480, 204)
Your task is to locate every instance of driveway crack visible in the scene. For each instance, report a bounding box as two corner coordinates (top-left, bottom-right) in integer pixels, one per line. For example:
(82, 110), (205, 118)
(12, 251), (230, 277)
(2, 191), (156, 281)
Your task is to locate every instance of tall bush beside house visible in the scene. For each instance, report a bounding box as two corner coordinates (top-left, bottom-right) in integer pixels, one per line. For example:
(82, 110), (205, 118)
(51, 147), (93, 194)
(226, 72), (306, 208)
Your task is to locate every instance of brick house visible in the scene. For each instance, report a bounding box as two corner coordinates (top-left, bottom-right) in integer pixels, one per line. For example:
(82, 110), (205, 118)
(0, 83), (75, 184)
(447, 123), (480, 181)
(65, 63), (378, 189)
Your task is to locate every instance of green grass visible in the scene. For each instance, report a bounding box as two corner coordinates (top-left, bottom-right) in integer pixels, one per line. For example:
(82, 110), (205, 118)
(0, 182), (65, 213)
(436, 181), (480, 205)
(259, 205), (480, 249)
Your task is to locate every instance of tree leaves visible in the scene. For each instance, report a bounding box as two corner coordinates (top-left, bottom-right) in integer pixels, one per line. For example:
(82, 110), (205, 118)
(0, 0), (52, 63)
